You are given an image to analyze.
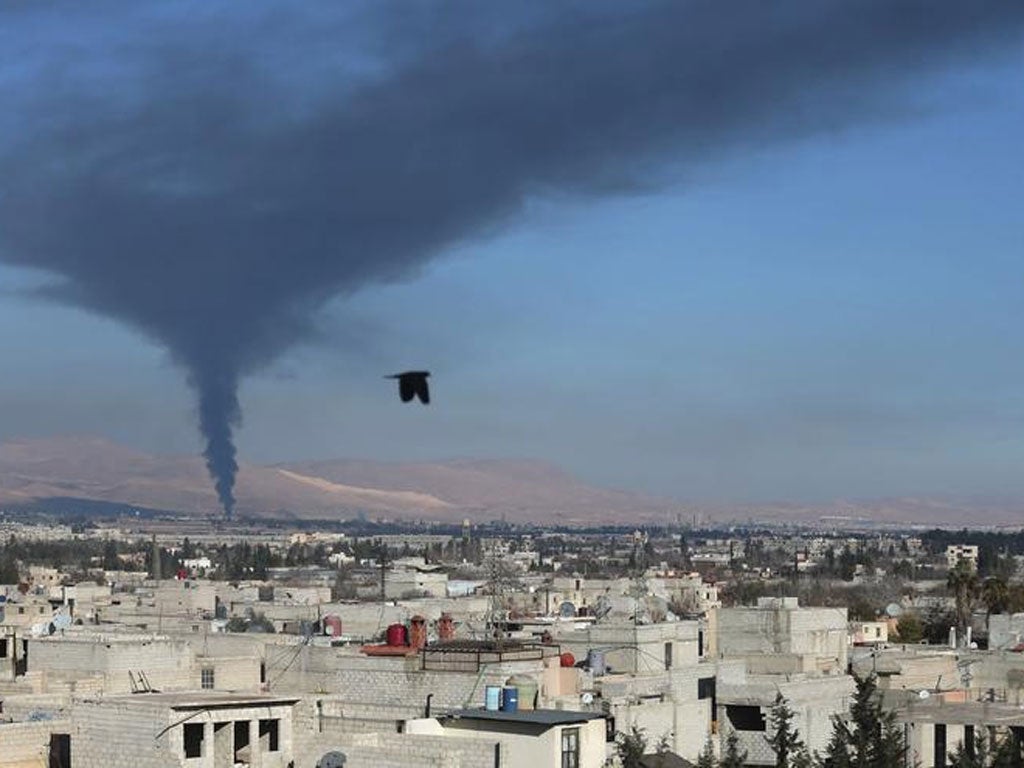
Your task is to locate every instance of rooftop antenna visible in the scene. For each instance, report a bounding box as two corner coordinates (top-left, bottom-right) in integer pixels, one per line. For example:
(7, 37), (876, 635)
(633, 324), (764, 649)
(485, 553), (512, 651)
(630, 530), (648, 626)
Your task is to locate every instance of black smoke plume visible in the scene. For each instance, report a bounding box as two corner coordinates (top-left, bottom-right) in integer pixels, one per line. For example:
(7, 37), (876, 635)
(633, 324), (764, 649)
(0, 1), (1021, 516)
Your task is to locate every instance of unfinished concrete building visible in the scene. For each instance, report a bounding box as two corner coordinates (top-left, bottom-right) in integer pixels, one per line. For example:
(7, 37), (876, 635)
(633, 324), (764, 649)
(713, 598), (853, 763)
(71, 692), (298, 768)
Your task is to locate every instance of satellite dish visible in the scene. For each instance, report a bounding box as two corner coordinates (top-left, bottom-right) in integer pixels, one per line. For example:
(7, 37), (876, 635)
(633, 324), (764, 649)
(885, 603), (903, 618)
(317, 752), (348, 768)
(917, 690), (930, 700)
(581, 692), (594, 705)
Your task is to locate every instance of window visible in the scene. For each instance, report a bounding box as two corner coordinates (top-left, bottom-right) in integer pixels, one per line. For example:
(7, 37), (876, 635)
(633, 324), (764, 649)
(934, 724), (947, 768)
(698, 677), (715, 700)
(50, 733), (71, 768)
(664, 641), (673, 670)
(561, 727), (580, 768)
(183, 723), (204, 759)
(259, 719), (279, 752)
(726, 705), (766, 732)
(234, 720), (250, 759)
(201, 667), (215, 690)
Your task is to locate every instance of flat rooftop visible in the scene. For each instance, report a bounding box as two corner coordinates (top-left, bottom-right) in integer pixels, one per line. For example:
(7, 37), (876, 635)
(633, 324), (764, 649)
(443, 708), (604, 727)
(86, 692), (300, 711)
(897, 701), (1024, 727)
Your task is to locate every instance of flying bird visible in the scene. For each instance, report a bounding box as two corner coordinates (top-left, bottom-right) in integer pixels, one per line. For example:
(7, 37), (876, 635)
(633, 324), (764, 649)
(386, 371), (430, 404)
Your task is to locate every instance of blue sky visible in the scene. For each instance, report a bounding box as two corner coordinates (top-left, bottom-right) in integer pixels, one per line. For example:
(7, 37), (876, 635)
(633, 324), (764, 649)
(0, 4), (1021, 503)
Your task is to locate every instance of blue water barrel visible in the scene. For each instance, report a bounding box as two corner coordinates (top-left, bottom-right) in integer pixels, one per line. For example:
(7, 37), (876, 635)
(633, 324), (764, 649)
(501, 686), (519, 713)
(485, 685), (501, 711)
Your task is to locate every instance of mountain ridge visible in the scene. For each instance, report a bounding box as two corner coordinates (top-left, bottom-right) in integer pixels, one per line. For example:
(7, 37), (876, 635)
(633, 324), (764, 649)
(1, 436), (1022, 526)
(0, 436), (669, 523)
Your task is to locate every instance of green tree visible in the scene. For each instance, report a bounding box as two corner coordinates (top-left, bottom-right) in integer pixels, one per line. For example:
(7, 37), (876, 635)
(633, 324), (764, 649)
(947, 562), (979, 643)
(101, 540), (120, 571)
(767, 694), (805, 768)
(615, 726), (648, 768)
(895, 612), (924, 643)
(982, 576), (1010, 619)
(721, 731), (747, 768)
(923, 606), (958, 645)
(696, 737), (716, 768)
(947, 729), (989, 768)
(820, 722), (852, 768)
(822, 676), (906, 768)
(0, 549), (19, 584)
(848, 598), (877, 622)
(988, 731), (1023, 768)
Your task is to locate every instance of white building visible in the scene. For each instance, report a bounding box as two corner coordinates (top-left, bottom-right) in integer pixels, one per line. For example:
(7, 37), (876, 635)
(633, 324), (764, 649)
(946, 544), (979, 571)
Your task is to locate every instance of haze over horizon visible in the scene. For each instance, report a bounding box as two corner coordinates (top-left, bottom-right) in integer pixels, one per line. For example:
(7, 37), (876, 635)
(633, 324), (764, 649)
(1, 2), (1023, 508)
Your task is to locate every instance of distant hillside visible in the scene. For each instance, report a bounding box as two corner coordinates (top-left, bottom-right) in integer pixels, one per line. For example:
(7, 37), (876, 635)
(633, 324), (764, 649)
(0, 436), (669, 522)
(1, 436), (1023, 526)
(277, 457), (670, 523)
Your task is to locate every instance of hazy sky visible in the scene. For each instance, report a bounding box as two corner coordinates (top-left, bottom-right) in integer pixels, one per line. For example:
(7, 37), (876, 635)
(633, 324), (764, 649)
(0, 2), (1022, 504)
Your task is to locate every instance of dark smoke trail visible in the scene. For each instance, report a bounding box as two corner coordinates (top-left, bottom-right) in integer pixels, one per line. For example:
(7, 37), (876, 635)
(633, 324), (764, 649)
(193, 370), (241, 518)
(0, 1), (1021, 515)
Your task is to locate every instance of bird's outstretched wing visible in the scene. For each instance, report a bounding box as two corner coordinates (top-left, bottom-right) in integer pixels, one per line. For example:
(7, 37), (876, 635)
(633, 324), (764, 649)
(399, 376), (416, 402)
(414, 377), (430, 404)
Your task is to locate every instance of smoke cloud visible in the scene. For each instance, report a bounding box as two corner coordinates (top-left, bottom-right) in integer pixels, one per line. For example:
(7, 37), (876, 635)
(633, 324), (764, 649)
(1, 1), (1021, 516)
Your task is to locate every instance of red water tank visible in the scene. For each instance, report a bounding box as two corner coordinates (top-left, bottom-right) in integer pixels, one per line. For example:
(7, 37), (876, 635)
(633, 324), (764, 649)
(560, 652), (575, 668)
(409, 616), (427, 650)
(438, 613), (455, 641)
(386, 623), (408, 647)
(323, 615), (343, 637)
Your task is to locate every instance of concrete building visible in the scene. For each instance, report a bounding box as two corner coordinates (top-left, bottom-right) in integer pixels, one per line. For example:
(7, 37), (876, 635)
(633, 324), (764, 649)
(713, 598), (853, 763)
(716, 668), (854, 764)
(714, 597), (848, 674)
(553, 620), (705, 676)
(23, 633), (261, 695)
(896, 698), (1024, 768)
(0, 714), (72, 768)
(946, 545), (979, 571)
(384, 568), (449, 600)
(548, 620), (715, 760)
(988, 614), (1024, 651)
(851, 621), (889, 646)
(71, 692), (299, 768)
(407, 709), (608, 768)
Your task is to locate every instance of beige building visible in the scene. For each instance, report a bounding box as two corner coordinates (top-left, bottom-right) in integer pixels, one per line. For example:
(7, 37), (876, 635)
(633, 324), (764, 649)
(714, 597), (848, 674)
(24, 634), (261, 695)
(407, 708), (607, 768)
(72, 692), (299, 768)
(946, 545), (979, 571)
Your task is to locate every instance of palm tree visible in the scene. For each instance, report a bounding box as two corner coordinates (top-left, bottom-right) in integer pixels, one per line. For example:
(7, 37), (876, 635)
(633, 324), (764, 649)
(982, 576), (1010, 620)
(947, 562), (979, 645)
